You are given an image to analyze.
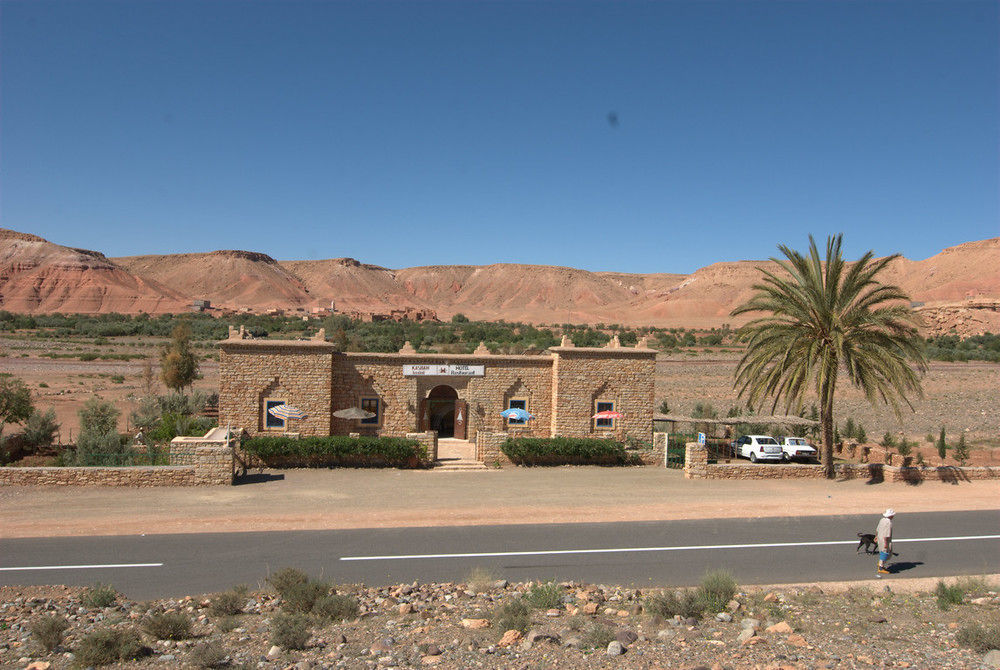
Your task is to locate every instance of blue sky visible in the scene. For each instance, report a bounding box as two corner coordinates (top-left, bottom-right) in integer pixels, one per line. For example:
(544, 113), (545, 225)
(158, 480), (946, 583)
(1, 0), (997, 273)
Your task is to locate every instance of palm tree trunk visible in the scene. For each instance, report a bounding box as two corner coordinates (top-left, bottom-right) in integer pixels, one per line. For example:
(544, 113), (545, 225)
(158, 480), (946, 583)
(821, 394), (835, 479)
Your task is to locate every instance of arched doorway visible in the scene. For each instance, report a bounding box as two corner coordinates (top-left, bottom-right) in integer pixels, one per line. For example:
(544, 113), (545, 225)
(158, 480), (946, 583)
(424, 384), (467, 439)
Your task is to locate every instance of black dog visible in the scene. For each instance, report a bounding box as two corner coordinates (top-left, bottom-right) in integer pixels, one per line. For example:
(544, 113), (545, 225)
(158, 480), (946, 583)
(857, 533), (878, 554)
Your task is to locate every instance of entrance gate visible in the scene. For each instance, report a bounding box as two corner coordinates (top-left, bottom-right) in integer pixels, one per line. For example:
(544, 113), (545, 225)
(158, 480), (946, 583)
(420, 385), (467, 439)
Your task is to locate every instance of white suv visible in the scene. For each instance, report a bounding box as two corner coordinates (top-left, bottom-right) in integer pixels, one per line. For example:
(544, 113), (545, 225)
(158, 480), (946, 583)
(734, 435), (783, 463)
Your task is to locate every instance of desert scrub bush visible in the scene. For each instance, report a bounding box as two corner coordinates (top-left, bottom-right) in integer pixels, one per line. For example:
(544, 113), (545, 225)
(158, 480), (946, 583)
(267, 567), (311, 597)
(189, 640), (228, 668)
(311, 593), (359, 621)
(645, 589), (704, 619)
(935, 580), (966, 610)
(954, 575), (996, 597)
(81, 582), (118, 608)
(500, 437), (637, 466)
(280, 579), (330, 613)
(582, 621), (616, 649)
(525, 581), (563, 610)
(142, 611), (193, 640)
(465, 566), (497, 593)
(75, 627), (144, 666)
(270, 612), (312, 650)
(215, 615), (240, 633)
(697, 570), (738, 613)
(492, 597), (531, 634)
(209, 585), (247, 616)
(956, 621), (1000, 652)
(30, 615), (69, 653)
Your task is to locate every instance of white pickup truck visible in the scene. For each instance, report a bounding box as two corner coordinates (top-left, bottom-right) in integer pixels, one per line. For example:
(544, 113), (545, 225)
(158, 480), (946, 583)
(779, 436), (818, 462)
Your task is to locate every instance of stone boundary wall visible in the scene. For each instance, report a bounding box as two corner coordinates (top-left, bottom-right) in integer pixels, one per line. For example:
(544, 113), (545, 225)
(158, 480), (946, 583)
(406, 431), (438, 463)
(0, 466), (197, 487)
(476, 431), (513, 466)
(683, 443), (1000, 482)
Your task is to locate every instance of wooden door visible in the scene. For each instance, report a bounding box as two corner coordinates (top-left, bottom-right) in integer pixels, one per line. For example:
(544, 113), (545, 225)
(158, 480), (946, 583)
(454, 399), (467, 440)
(419, 397), (428, 432)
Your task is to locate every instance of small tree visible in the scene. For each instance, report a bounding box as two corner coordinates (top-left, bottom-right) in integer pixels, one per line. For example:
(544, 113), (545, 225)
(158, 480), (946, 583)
(160, 323), (199, 393)
(880, 432), (896, 448)
(856, 424), (867, 444)
(936, 427), (948, 460)
(75, 397), (125, 465)
(896, 437), (912, 458)
(0, 376), (33, 442)
(22, 408), (59, 452)
(843, 417), (856, 440)
(657, 398), (670, 415)
(953, 433), (970, 466)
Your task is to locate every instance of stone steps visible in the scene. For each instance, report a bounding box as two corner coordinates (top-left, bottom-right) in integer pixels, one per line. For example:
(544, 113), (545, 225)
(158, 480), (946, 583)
(432, 459), (490, 471)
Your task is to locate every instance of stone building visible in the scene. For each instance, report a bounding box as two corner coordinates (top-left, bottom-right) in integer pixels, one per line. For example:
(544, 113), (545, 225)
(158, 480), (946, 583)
(218, 328), (655, 443)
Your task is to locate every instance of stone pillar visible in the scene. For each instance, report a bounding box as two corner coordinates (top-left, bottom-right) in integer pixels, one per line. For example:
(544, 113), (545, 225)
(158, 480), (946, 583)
(475, 431), (512, 466)
(684, 442), (708, 479)
(194, 445), (234, 485)
(406, 430), (438, 463)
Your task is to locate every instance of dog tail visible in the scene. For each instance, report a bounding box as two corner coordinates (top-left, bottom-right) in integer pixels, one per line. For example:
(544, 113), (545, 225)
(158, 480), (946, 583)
(857, 532), (864, 538)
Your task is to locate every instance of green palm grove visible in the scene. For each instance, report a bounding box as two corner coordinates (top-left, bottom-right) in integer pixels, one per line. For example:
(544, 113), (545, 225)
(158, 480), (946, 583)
(731, 235), (927, 478)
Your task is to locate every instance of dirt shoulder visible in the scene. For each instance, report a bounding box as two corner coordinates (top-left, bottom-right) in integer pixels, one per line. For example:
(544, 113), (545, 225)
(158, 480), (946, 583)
(3, 467), (999, 538)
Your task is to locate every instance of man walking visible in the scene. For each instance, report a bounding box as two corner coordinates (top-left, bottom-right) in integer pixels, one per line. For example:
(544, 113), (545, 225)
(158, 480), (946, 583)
(876, 508), (895, 575)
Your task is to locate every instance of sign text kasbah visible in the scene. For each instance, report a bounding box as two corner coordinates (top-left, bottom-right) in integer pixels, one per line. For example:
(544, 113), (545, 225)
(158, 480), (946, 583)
(403, 364), (485, 377)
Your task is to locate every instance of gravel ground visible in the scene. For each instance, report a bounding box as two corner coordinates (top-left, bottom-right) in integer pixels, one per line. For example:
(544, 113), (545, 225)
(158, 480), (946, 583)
(3, 576), (999, 670)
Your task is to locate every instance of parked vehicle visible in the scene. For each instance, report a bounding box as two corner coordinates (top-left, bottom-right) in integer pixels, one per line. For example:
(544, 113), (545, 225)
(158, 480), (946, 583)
(779, 436), (818, 462)
(734, 435), (783, 462)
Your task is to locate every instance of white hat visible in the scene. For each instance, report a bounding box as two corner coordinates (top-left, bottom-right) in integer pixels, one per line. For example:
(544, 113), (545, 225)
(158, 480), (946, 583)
(883, 508), (895, 518)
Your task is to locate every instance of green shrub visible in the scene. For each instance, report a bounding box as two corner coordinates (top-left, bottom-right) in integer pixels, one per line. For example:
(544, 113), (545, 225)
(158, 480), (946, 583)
(492, 597), (531, 634)
(30, 615), (69, 652)
(934, 580), (965, 610)
(267, 568), (311, 598)
(880, 432), (896, 448)
(270, 612), (312, 650)
(697, 570), (737, 613)
(281, 580), (330, 613)
(209, 587), (246, 616)
(81, 583), (118, 608)
(956, 621), (1000, 652)
(525, 581), (563, 610)
(75, 627), (144, 666)
(582, 621), (616, 649)
(242, 436), (425, 467)
(645, 589), (704, 619)
(189, 640), (228, 668)
(311, 594), (359, 621)
(142, 612), (193, 640)
(500, 437), (637, 466)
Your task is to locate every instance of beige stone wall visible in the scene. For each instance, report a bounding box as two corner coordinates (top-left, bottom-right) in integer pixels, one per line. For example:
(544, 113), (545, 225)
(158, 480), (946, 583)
(219, 341), (334, 437)
(684, 442), (708, 479)
(0, 466), (197, 487)
(476, 431), (513, 466)
(405, 431), (438, 463)
(550, 347), (655, 441)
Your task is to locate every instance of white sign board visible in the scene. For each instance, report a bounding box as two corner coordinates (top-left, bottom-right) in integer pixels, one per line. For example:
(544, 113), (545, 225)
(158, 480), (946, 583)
(403, 364), (484, 377)
(698, 432), (706, 445)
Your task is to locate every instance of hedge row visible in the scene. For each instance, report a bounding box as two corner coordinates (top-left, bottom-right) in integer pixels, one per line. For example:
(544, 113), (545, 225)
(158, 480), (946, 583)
(500, 437), (639, 466)
(241, 436), (426, 468)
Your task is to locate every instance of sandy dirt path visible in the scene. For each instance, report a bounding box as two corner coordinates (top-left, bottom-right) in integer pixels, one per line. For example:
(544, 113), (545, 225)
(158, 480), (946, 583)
(3, 467), (999, 538)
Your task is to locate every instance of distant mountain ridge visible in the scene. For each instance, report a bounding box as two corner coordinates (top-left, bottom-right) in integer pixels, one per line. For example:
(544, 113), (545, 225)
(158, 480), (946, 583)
(2, 228), (998, 335)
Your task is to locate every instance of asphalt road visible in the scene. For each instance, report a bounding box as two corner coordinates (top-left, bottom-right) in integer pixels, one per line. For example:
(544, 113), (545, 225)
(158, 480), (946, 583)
(2, 510), (998, 600)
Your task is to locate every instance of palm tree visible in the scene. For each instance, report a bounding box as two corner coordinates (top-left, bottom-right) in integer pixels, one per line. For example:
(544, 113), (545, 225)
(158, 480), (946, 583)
(731, 235), (927, 478)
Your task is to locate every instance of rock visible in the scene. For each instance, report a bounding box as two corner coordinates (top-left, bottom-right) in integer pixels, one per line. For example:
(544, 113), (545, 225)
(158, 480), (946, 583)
(684, 617), (699, 626)
(525, 630), (560, 647)
(726, 599), (741, 612)
(766, 621), (794, 634)
(737, 628), (756, 644)
(582, 602), (599, 615)
(498, 630), (522, 647)
(493, 580), (509, 589)
(656, 629), (677, 641)
(294, 662), (312, 670)
(616, 629), (638, 646)
(715, 612), (733, 622)
(420, 656), (443, 665)
(971, 597), (993, 605)
(545, 608), (561, 617)
(606, 640), (625, 656)
(267, 645), (281, 658)
(158, 655), (175, 662)
(763, 592), (778, 602)
(424, 644), (441, 656)
(786, 633), (807, 648)
(867, 615), (887, 623)
(616, 609), (630, 617)
(742, 618), (761, 631)
(983, 649), (1000, 669)
(25, 663), (52, 670)
(398, 603), (414, 615)
(563, 636), (583, 649)
(461, 618), (490, 629)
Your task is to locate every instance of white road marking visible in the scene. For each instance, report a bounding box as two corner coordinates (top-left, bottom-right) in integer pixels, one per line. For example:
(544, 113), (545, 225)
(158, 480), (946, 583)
(340, 534), (1000, 562)
(0, 563), (163, 572)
